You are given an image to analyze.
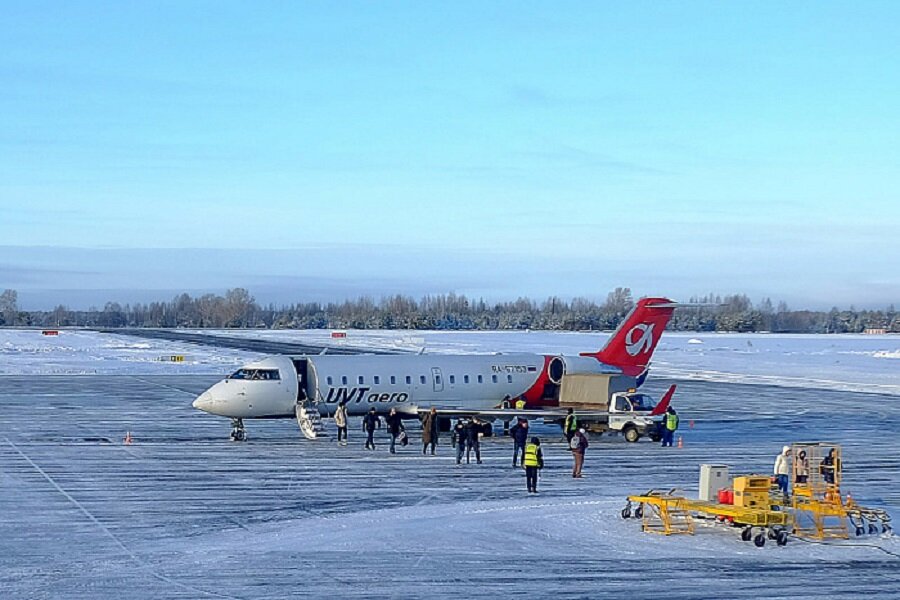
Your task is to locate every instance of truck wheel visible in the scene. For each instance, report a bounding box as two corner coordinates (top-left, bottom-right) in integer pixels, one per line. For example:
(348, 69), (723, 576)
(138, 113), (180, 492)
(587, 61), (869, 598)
(623, 426), (640, 443)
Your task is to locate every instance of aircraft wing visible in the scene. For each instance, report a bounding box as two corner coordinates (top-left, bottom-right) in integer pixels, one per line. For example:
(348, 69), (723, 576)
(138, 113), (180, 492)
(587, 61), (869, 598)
(414, 407), (614, 420)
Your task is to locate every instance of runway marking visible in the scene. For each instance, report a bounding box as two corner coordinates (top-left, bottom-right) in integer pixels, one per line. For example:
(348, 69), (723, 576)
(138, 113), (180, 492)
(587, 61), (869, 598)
(4, 437), (241, 599)
(128, 375), (199, 396)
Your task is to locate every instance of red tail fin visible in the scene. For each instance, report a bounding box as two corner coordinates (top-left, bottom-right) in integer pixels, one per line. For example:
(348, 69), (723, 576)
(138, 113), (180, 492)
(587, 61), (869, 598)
(581, 297), (675, 376)
(649, 384), (676, 416)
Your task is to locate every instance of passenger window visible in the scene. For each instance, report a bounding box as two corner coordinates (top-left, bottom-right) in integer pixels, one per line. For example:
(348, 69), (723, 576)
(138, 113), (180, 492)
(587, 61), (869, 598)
(449, 375), (455, 384)
(464, 375), (469, 384)
(327, 376), (333, 386)
(507, 374), (513, 383)
(492, 375), (498, 384)
(477, 375), (483, 384)
(374, 376), (380, 385)
(436, 375), (442, 384)
(420, 375), (426, 384)
(341, 376), (348, 385)
(358, 376), (364, 385)
(390, 376), (396, 385)
(406, 376), (412, 385)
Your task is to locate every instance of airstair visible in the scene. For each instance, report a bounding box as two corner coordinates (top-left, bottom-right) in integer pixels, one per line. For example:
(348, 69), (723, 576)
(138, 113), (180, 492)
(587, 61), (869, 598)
(296, 399), (327, 440)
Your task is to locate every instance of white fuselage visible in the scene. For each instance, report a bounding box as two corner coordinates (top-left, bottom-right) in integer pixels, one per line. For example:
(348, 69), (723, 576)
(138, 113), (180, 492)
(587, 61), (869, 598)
(192, 352), (619, 420)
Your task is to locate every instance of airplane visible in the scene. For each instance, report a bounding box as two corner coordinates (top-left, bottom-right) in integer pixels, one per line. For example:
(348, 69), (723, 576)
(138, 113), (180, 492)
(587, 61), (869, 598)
(192, 296), (683, 441)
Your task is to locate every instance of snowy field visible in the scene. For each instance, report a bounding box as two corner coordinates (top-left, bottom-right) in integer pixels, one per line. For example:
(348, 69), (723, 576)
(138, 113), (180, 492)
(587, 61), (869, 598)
(0, 329), (265, 375)
(197, 328), (900, 396)
(1, 329), (899, 598)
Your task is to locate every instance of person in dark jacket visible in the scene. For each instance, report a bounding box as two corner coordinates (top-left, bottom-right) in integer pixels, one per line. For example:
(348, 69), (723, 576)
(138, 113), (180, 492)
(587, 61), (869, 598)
(510, 418), (529, 467)
(523, 437), (544, 493)
(820, 448), (840, 485)
(421, 407), (439, 455)
(453, 419), (468, 465)
(362, 408), (381, 450)
(465, 418), (483, 464)
(385, 407), (404, 454)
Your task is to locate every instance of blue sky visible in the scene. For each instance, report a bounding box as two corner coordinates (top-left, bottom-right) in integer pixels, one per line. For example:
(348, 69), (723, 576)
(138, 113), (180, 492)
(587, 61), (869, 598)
(1, 1), (898, 310)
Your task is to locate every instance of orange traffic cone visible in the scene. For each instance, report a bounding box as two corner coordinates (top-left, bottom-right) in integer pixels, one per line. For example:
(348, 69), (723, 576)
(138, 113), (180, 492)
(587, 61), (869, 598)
(677, 435), (683, 449)
(124, 431), (133, 445)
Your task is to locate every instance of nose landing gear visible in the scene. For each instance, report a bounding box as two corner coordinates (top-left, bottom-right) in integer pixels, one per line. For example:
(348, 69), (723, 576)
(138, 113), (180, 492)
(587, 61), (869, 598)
(230, 418), (247, 442)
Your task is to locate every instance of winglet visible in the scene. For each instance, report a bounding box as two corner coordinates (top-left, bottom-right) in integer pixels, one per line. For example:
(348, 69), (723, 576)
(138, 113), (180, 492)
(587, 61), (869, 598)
(649, 384), (676, 416)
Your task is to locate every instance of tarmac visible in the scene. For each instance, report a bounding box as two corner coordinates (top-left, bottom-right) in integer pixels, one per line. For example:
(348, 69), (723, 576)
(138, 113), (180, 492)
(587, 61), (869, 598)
(2, 374), (899, 598)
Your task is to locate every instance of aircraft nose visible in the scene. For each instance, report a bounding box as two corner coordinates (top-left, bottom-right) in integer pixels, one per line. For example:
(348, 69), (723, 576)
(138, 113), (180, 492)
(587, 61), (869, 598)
(193, 391), (213, 412)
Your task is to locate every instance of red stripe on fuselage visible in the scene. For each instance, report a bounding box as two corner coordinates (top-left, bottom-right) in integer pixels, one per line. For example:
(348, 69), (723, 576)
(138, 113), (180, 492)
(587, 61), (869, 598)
(518, 355), (559, 407)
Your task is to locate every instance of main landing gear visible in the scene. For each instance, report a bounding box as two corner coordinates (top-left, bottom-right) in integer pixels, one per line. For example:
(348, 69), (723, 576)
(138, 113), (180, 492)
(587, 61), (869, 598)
(230, 418), (247, 442)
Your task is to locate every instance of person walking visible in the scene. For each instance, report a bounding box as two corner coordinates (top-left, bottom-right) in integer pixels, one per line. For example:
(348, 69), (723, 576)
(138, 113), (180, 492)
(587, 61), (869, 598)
(362, 407), (380, 450)
(661, 406), (679, 447)
(385, 407), (404, 454)
(465, 418), (483, 464)
(333, 400), (349, 446)
(774, 445), (791, 498)
(421, 407), (439, 455)
(563, 408), (577, 443)
(453, 418), (468, 465)
(571, 427), (589, 478)
(523, 437), (544, 493)
(510, 418), (529, 467)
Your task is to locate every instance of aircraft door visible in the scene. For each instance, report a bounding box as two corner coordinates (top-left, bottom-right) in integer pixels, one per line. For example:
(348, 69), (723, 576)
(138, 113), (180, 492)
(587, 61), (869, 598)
(292, 359), (309, 403)
(431, 367), (444, 392)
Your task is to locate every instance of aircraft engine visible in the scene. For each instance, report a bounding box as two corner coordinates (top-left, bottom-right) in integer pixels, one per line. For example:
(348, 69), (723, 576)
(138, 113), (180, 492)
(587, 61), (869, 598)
(546, 355), (619, 384)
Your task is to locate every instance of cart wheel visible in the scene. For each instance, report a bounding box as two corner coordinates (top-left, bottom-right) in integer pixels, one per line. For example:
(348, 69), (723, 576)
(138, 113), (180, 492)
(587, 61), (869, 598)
(621, 507), (632, 520)
(767, 528), (778, 540)
(883, 524), (892, 534)
(741, 527), (752, 542)
(855, 526), (865, 537)
(753, 533), (766, 547)
(634, 505), (644, 519)
(776, 530), (789, 546)
(868, 523), (878, 535)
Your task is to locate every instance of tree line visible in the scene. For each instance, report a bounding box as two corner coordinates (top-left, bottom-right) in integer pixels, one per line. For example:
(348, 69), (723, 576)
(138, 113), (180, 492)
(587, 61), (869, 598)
(0, 287), (897, 333)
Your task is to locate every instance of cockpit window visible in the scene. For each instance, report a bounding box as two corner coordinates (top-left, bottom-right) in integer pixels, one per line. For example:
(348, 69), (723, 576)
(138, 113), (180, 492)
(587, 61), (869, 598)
(229, 368), (281, 381)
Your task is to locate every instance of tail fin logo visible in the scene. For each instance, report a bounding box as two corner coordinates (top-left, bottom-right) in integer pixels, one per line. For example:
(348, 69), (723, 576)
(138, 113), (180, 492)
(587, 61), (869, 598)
(625, 323), (655, 356)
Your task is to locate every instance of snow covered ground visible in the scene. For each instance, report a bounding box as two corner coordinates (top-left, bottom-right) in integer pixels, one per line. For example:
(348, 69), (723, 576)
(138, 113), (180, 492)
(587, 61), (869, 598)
(1, 330), (899, 598)
(196, 328), (900, 396)
(0, 329), (264, 375)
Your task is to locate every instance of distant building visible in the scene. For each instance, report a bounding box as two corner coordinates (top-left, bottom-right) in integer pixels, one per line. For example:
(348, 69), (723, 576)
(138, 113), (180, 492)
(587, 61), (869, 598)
(864, 328), (887, 335)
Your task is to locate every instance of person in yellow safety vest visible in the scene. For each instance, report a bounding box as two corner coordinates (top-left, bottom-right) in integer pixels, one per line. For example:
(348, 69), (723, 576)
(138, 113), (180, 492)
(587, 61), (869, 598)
(515, 396), (527, 411)
(523, 437), (544, 493)
(661, 406), (679, 447)
(563, 408), (577, 443)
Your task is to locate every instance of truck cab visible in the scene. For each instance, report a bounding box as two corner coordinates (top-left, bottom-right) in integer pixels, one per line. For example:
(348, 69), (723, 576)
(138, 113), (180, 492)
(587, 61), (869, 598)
(607, 391), (663, 442)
